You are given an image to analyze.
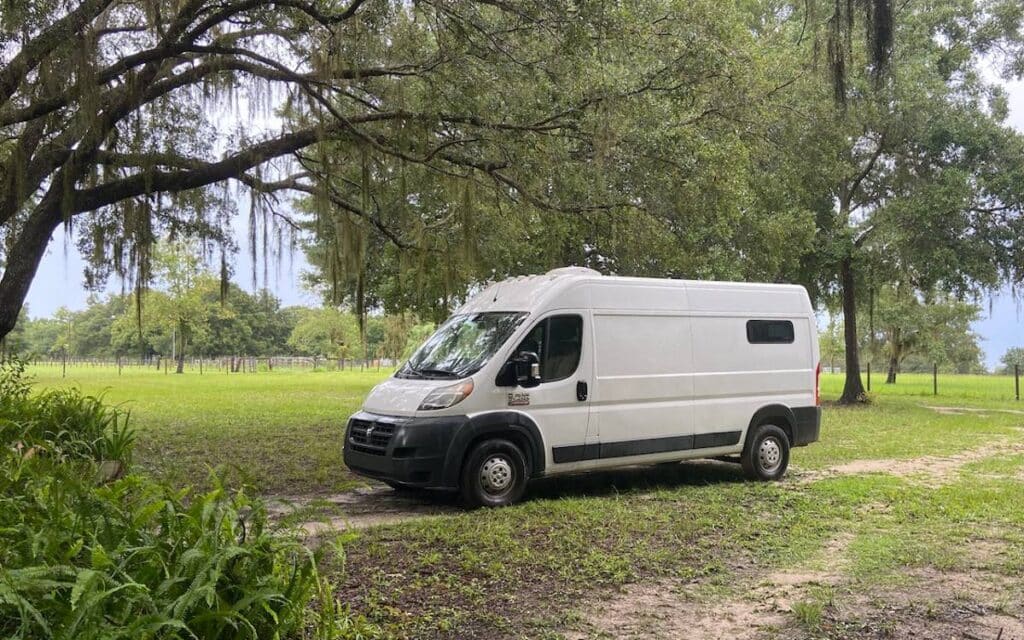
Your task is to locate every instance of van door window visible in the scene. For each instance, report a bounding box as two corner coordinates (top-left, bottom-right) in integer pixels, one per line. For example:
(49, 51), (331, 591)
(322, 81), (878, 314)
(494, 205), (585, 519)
(512, 315), (583, 382)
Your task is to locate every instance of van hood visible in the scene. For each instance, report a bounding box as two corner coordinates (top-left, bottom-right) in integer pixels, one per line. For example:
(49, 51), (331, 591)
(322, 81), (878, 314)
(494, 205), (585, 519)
(361, 376), (453, 416)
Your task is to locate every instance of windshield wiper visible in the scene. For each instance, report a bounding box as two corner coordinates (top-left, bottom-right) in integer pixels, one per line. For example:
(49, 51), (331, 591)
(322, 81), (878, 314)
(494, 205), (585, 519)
(415, 367), (460, 379)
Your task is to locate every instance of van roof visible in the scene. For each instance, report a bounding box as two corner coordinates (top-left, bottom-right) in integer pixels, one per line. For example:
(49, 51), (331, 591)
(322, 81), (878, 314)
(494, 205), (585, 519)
(455, 268), (813, 316)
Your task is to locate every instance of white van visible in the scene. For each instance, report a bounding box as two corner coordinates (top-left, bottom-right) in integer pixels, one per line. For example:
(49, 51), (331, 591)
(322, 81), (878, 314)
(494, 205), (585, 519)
(344, 267), (821, 507)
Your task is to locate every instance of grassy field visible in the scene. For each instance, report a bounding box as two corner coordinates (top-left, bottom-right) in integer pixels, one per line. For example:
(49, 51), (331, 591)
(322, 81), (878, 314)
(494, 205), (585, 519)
(27, 363), (384, 494)
(26, 365), (1024, 638)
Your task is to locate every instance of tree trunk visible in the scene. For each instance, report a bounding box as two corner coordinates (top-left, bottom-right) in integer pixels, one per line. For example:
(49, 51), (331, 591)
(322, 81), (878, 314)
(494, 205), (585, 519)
(886, 331), (899, 384)
(886, 355), (897, 384)
(839, 255), (867, 403)
(0, 205), (63, 341)
(175, 326), (186, 374)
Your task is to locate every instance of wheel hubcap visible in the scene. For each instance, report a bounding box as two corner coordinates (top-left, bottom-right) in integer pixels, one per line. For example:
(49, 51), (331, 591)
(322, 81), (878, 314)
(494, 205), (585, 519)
(758, 437), (782, 473)
(480, 456), (514, 494)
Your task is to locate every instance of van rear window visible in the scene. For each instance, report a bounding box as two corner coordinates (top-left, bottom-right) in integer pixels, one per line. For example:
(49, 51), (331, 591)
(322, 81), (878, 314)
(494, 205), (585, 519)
(746, 320), (794, 344)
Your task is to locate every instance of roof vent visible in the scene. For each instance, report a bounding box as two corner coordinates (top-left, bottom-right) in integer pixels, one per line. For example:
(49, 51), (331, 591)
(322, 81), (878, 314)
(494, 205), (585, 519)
(545, 266), (601, 278)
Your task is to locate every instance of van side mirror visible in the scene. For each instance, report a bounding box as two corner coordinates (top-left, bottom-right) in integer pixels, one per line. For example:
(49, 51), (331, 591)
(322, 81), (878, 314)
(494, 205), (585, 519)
(511, 351), (541, 388)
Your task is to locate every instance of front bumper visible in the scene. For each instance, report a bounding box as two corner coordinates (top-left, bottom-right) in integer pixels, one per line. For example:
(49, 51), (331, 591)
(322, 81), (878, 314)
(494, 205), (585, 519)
(343, 411), (467, 490)
(791, 406), (822, 447)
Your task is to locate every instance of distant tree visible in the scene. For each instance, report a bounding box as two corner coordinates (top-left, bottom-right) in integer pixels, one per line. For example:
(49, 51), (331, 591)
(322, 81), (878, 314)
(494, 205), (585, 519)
(110, 303), (165, 362)
(287, 308), (362, 361)
(1, 306), (28, 358)
(245, 290), (295, 356)
(363, 316), (386, 361)
(66, 295), (129, 358)
(139, 242), (220, 372)
(22, 317), (64, 358)
(1001, 348), (1024, 375)
(379, 314), (418, 362)
(402, 323), (436, 360)
(861, 286), (984, 382)
(819, 316), (845, 373)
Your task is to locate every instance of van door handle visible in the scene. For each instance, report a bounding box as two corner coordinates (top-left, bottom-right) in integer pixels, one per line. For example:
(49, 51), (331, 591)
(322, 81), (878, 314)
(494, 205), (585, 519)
(576, 381), (588, 402)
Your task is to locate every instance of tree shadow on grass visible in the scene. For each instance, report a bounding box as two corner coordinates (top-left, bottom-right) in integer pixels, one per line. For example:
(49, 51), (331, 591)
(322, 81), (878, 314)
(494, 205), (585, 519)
(317, 459), (749, 517)
(525, 458), (746, 502)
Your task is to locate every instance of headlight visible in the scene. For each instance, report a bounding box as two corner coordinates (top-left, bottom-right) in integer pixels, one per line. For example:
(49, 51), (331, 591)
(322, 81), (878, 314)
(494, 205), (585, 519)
(418, 380), (474, 411)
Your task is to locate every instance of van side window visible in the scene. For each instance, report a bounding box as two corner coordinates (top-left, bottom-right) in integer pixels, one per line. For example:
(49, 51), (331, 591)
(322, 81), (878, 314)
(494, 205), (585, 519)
(747, 319), (794, 344)
(513, 315), (583, 382)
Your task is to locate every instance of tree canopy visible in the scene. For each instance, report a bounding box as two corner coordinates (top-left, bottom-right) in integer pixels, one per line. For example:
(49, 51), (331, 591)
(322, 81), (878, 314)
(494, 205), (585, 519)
(2, 0), (1024, 395)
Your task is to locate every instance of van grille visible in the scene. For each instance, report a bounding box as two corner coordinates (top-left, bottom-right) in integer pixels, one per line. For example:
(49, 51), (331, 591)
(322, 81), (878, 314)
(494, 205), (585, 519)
(348, 419), (394, 455)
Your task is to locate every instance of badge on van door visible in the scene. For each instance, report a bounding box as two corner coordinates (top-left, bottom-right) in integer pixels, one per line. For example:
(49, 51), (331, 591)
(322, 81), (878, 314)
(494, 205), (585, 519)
(507, 392), (530, 406)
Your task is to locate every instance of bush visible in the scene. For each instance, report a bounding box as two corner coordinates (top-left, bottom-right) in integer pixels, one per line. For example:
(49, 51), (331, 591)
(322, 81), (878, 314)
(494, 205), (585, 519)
(0, 359), (134, 469)
(0, 361), (329, 639)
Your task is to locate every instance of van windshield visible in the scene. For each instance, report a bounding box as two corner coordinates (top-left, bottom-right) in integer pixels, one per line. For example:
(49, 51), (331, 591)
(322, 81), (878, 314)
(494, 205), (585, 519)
(397, 312), (528, 380)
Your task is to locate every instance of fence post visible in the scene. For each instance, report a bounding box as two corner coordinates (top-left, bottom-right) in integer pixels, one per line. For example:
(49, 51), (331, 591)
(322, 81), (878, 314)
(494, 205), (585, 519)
(933, 363), (938, 395)
(1016, 364), (1020, 401)
(866, 363), (871, 391)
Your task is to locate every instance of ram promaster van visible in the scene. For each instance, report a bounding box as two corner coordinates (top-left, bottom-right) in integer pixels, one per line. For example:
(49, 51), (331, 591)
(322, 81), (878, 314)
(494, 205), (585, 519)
(344, 268), (821, 507)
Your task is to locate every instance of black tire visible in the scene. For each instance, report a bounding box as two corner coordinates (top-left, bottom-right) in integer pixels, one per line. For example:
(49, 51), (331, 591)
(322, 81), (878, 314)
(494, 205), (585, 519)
(460, 438), (528, 508)
(741, 423), (790, 481)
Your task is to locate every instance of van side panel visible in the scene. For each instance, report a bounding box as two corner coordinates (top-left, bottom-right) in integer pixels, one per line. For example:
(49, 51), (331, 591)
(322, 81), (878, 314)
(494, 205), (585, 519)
(689, 312), (815, 448)
(588, 312), (695, 458)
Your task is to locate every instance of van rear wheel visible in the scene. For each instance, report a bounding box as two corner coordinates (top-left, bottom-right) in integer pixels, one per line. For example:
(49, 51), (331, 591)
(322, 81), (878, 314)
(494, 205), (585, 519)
(460, 439), (528, 508)
(741, 424), (790, 481)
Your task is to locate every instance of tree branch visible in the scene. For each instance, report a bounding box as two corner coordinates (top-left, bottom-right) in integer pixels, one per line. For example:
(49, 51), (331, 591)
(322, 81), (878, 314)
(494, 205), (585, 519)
(72, 125), (341, 213)
(0, 0), (116, 107)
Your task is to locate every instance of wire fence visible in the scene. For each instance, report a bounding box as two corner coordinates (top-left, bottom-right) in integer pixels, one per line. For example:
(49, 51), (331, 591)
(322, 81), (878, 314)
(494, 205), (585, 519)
(824, 362), (1021, 401)
(21, 355), (399, 376)
(16, 355), (1023, 401)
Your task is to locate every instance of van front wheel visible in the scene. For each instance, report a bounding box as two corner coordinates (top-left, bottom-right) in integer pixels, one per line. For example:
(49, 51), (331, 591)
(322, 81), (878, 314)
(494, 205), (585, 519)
(741, 424), (790, 481)
(460, 439), (528, 508)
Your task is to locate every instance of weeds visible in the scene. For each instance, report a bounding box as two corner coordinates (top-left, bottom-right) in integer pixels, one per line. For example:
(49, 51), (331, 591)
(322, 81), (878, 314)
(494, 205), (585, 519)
(791, 599), (824, 629)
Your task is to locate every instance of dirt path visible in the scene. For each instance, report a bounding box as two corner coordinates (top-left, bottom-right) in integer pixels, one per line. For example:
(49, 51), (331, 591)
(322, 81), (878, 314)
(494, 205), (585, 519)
(925, 405), (1024, 416)
(564, 532), (1024, 640)
(794, 439), (1024, 487)
(266, 485), (461, 535)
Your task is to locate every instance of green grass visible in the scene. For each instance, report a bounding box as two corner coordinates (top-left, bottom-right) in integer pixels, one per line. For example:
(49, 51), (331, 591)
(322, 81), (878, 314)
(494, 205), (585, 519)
(821, 371), (1022, 405)
(25, 365), (1024, 637)
(802, 373), (1024, 469)
(26, 363), (388, 495)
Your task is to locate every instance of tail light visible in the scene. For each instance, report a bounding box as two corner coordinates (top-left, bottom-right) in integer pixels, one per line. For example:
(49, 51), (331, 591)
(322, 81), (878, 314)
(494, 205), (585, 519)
(815, 362), (821, 406)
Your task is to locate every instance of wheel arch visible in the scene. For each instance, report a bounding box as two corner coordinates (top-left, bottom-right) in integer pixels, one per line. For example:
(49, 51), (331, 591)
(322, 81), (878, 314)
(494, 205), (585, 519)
(746, 404), (796, 447)
(441, 411), (545, 488)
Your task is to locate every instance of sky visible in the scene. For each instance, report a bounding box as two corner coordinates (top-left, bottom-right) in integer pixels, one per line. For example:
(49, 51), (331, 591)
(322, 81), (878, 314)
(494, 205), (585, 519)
(23, 82), (1024, 370)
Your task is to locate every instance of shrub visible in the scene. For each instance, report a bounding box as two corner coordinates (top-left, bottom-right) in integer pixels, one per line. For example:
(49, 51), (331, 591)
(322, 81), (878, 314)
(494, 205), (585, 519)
(0, 361), (330, 639)
(0, 359), (134, 468)
(0, 458), (320, 639)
